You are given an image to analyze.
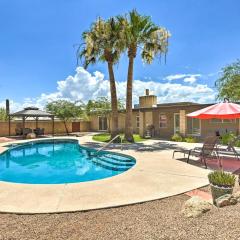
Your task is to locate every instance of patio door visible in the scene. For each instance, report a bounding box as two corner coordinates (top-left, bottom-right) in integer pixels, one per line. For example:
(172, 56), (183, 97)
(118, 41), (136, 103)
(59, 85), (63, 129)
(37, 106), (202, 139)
(174, 113), (180, 134)
(99, 117), (108, 131)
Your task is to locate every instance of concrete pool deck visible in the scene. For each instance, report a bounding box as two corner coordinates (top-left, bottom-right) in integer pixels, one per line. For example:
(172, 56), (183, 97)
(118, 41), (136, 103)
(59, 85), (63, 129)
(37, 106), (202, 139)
(0, 134), (211, 214)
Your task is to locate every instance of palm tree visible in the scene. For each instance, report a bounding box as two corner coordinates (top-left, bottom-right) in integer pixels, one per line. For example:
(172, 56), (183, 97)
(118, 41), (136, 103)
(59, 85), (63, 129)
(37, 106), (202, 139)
(119, 10), (170, 142)
(78, 18), (124, 139)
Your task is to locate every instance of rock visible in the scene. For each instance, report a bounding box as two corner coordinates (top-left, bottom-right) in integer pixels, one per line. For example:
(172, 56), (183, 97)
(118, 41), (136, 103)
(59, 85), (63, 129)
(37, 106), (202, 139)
(232, 191), (240, 202)
(26, 133), (36, 139)
(182, 196), (213, 218)
(215, 194), (238, 208)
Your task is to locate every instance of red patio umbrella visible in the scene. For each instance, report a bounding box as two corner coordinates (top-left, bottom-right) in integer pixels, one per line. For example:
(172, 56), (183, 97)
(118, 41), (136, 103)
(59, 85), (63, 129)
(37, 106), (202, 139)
(187, 102), (240, 119)
(187, 102), (240, 169)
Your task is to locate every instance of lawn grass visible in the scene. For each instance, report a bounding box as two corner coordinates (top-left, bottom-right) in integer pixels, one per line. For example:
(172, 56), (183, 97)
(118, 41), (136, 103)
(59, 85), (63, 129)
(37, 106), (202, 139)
(92, 133), (146, 143)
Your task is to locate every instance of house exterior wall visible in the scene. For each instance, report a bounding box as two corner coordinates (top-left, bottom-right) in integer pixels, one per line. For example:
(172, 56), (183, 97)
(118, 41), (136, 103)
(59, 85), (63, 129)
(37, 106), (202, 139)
(200, 119), (239, 138)
(89, 116), (99, 131)
(88, 103), (240, 140)
(151, 108), (175, 138)
(89, 112), (139, 134)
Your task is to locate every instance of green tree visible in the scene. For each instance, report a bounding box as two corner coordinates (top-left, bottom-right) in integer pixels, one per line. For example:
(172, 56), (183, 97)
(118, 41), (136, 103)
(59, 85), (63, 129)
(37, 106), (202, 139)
(118, 10), (170, 142)
(0, 108), (7, 121)
(46, 100), (83, 135)
(78, 17), (124, 139)
(215, 60), (240, 101)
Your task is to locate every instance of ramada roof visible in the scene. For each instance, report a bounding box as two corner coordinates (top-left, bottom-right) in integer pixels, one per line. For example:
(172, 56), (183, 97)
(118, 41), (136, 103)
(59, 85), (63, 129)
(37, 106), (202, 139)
(10, 107), (54, 118)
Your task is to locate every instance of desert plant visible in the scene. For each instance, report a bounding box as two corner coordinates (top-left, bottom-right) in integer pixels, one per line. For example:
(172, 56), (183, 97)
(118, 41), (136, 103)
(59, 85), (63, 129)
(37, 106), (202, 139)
(208, 170), (236, 205)
(78, 17), (124, 139)
(171, 133), (183, 142)
(46, 100), (83, 135)
(220, 132), (236, 145)
(208, 170), (236, 187)
(184, 136), (197, 143)
(0, 108), (7, 121)
(215, 59), (240, 102)
(118, 10), (170, 142)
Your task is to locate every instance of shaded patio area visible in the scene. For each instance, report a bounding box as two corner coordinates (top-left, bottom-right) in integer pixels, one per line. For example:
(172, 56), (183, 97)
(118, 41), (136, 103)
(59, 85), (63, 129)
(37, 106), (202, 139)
(8, 107), (54, 137)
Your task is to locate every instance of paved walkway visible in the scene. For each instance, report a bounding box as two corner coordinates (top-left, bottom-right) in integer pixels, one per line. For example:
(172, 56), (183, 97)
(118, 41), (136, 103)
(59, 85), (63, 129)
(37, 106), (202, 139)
(0, 135), (211, 214)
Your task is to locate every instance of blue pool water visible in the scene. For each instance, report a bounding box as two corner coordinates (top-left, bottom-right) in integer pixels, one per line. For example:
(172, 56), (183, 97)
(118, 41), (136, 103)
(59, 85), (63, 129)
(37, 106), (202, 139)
(0, 140), (135, 184)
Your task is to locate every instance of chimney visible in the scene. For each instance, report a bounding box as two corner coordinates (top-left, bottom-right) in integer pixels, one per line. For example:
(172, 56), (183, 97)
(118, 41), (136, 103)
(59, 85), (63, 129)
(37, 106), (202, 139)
(6, 99), (9, 115)
(139, 89), (157, 108)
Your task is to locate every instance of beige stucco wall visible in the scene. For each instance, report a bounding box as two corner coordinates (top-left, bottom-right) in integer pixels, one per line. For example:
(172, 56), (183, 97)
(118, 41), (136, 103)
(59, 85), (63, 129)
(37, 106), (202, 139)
(0, 120), (90, 137)
(139, 95), (157, 108)
(179, 110), (186, 136)
(79, 121), (90, 132)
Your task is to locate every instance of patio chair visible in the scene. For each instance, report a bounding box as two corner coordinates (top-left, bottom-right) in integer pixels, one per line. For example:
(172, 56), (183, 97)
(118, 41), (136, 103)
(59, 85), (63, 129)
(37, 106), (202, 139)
(22, 128), (32, 136)
(217, 135), (240, 160)
(173, 136), (219, 168)
(34, 128), (45, 136)
(15, 127), (23, 135)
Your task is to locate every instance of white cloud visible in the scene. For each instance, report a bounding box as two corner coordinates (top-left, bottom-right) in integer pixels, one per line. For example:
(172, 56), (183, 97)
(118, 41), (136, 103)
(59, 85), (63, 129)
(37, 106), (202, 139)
(183, 76), (198, 84)
(164, 73), (201, 84)
(0, 67), (216, 112)
(164, 74), (188, 81)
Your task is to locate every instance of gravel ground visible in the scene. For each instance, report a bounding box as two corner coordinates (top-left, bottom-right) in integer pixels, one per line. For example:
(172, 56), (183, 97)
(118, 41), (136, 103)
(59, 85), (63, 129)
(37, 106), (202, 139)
(1, 189), (240, 240)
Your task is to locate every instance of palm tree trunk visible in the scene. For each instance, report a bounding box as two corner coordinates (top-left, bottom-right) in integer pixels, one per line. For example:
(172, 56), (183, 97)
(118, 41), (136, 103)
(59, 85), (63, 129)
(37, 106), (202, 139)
(107, 61), (119, 139)
(124, 55), (134, 143)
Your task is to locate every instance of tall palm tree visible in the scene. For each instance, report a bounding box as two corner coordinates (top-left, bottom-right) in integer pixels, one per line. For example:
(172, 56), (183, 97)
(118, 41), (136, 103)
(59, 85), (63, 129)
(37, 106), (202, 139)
(78, 18), (124, 139)
(119, 10), (170, 142)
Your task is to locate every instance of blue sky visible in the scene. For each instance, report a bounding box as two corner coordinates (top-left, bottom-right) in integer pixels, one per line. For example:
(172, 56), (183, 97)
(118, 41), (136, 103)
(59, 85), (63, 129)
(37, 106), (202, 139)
(0, 0), (240, 110)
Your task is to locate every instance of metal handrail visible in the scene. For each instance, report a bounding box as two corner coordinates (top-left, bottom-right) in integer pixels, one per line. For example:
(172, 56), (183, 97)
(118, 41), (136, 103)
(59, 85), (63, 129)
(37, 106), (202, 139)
(94, 134), (123, 156)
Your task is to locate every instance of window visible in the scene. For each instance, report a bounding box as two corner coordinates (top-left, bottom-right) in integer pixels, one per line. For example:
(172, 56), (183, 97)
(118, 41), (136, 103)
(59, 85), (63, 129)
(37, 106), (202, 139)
(159, 114), (167, 128)
(187, 118), (200, 135)
(136, 115), (140, 128)
(211, 118), (236, 123)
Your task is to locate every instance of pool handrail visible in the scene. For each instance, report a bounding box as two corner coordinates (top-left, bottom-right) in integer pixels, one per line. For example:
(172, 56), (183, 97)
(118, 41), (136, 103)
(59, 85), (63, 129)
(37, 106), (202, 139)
(94, 134), (123, 156)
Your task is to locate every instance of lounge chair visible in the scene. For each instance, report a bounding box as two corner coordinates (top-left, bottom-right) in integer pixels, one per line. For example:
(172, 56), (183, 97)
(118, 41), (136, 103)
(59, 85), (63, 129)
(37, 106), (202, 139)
(217, 135), (240, 160)
(173, 136), (219, 168)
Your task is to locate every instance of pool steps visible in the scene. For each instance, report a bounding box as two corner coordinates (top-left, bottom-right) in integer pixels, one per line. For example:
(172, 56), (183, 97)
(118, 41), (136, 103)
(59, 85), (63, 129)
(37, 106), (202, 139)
(90, 154), (135, 172)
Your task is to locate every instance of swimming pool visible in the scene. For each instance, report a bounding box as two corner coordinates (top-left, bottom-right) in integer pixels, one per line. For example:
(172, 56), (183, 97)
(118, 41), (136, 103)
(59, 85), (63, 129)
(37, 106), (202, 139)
(0, 139), (135, 184)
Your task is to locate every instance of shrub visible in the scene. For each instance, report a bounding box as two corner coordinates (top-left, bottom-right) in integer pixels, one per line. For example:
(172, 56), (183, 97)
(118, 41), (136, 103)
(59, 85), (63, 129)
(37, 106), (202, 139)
(235, 140), (240, 147)
(220, 132), (236, 145)
(208, 170), (236, 187)
(171, 133), (183, 142)
(184, 136), (197, 143)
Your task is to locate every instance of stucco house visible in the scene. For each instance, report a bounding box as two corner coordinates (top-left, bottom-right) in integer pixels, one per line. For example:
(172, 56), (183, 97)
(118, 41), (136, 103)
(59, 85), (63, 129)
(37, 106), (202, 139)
(90, 89), (239, 139)
(1, 90), (239, 139)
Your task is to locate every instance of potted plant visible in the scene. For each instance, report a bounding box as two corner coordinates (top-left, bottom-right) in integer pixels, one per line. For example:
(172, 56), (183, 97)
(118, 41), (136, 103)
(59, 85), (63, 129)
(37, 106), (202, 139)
(208, 170), (236, 205)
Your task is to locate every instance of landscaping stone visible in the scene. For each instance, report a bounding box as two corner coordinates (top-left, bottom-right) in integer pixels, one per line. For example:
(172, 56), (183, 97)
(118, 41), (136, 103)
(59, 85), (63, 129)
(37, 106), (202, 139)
(26, 133), (36, 139)
(215, 194), (238, 208)
(232, 191), (240, 202)
(182, 196), (213, 218)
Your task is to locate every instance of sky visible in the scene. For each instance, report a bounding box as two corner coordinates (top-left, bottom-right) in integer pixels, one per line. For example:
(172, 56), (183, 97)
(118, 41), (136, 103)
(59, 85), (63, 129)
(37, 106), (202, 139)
(0, 0), (240, 111)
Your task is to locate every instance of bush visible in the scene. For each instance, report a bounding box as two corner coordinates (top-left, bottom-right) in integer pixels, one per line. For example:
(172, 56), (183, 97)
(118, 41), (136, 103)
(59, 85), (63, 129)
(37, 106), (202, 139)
(184, 136), (197, 143)
(235, 140), (240, 147)
(208, 170), (236, 187)
(171, 133), (183, 142)
(220, 132), (236, 145)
